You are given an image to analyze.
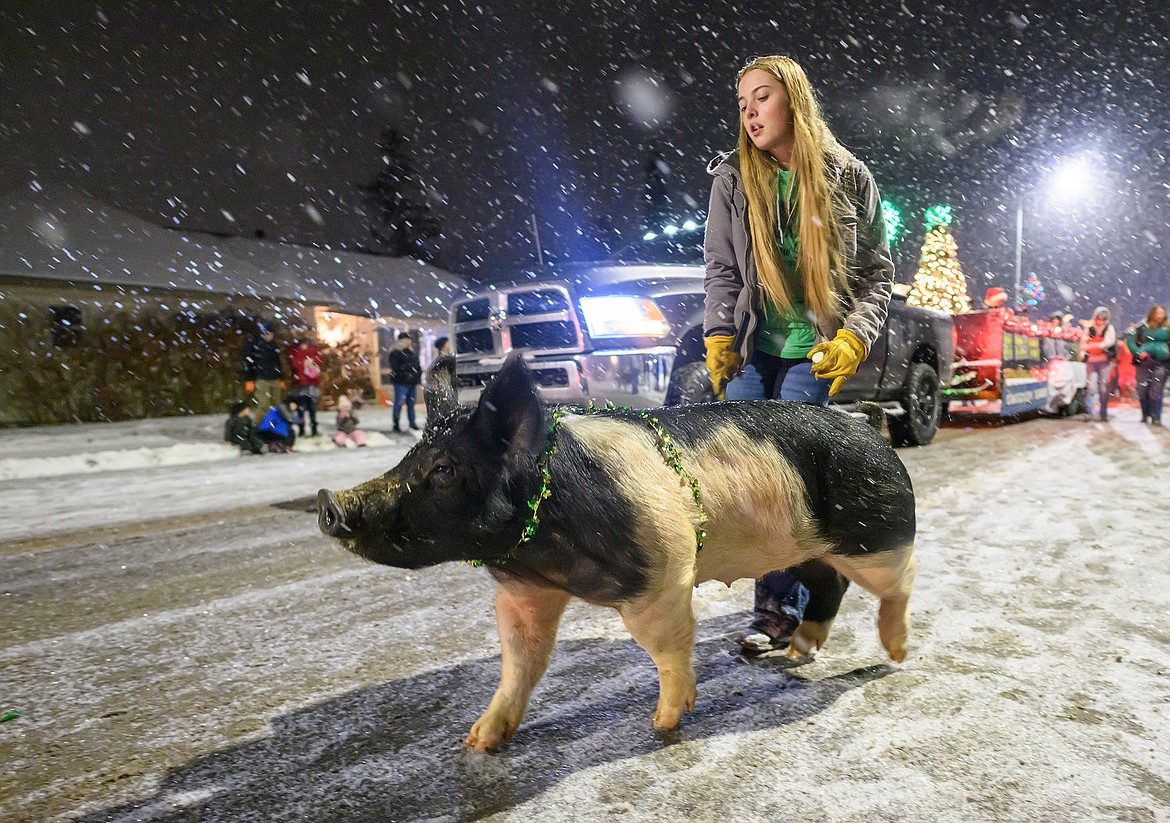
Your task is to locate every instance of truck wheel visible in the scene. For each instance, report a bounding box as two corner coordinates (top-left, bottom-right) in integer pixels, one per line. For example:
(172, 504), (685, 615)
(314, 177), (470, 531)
(888, 362), (941, 447)
(665, 361), (715, 406)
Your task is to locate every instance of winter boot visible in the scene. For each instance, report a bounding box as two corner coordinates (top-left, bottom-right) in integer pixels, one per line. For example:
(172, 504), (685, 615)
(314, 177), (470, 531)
(736, 613), (801, 655)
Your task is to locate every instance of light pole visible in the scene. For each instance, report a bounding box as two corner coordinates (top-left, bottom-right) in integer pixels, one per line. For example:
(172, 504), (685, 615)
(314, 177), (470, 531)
(1014, 196), (1025, 307)
(1012, 156), (1096, 307)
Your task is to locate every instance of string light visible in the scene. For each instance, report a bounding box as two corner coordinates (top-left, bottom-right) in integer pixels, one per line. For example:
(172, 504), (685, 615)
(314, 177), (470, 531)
(881, 199), (902, 247)
(1023, 272), (1045, 305)
(466, 403), (707, 567)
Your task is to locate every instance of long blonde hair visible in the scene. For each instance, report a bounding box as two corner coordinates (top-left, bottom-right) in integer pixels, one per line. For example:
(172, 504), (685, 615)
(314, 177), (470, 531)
(1147, 304), (1168, 329)
(736, 56), (849, 322)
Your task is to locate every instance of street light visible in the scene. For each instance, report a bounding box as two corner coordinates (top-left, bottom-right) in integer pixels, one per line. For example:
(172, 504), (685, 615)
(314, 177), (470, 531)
(1013, 156), (1097, 306)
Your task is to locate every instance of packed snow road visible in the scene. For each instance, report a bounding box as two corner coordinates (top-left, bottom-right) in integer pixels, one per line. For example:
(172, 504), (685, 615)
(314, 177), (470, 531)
(2, 410), (1169, 822)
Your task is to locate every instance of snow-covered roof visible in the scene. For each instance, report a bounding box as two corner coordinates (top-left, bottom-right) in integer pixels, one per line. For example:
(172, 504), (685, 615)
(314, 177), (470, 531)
(0, 187), (472, 320)
(0, 187), (333, 303)
(217, 236), (472, 322)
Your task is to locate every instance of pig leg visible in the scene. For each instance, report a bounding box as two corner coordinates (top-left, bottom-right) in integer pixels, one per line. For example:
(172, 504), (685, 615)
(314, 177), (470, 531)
(785, 559), (851, 658)
(618, 583), (697, 731)
(826, 543), (916, 663)
(466, 579), (570, 752)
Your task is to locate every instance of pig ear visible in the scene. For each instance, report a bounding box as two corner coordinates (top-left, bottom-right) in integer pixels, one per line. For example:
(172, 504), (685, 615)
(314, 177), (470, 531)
(471, 354), (545, 456)
(424, 353), (459, 429)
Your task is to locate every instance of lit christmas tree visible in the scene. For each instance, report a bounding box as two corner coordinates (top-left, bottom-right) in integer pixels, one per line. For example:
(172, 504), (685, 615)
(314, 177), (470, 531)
(906, 204), (972, 315)
(1022, 272), (1044, 305)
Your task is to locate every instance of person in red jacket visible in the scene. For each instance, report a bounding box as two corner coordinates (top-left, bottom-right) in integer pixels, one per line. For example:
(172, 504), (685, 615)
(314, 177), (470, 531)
(288, 337), (326, 437)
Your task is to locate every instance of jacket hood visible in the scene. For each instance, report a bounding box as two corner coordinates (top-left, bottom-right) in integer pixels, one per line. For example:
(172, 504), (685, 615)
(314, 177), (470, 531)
(707, 146), (854, 179)
(1093, 306), (1111, 322)
(706, 149), (739, 176)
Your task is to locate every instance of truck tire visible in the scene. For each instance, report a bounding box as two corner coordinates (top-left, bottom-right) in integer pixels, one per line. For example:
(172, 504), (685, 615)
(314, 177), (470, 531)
(665, 361), (715, 406)
(888, 362), (941, 447)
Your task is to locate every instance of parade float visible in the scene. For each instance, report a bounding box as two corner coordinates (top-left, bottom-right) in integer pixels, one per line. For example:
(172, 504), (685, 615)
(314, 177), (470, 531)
(944, 306), (1085, 417)
(904, 205), (1085, 418)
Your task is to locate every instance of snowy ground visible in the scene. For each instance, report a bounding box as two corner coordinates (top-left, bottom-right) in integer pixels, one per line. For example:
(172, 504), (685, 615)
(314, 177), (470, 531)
(1, 404), (1169, 822)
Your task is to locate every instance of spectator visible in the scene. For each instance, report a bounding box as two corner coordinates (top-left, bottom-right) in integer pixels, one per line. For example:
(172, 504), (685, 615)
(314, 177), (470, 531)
(257, 397), (299, 453)
(388, 332), (422, 433)
(1041, 311), (1070, 362)
(1042, 312), (1078, 415)
(1128, 304), (1170, 426)
(1080, 306), (1117, 422)
(288, 337), (325, 437)
(434, 336), (451, 357)
(333, 392), (368, 448)
(242, 321), (285, 413)
(223, 400), (265, 455)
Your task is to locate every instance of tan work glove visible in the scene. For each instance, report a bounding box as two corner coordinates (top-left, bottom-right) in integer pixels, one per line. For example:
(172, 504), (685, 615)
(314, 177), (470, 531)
(705, 335), (743, 400)
(808, 328), (867, 397)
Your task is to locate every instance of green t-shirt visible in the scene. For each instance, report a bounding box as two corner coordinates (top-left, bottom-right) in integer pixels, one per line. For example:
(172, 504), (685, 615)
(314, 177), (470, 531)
(755, 169), (817, 358)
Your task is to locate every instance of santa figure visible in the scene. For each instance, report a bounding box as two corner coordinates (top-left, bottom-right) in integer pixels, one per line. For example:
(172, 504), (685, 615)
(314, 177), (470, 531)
(982, 287), (1008, 310)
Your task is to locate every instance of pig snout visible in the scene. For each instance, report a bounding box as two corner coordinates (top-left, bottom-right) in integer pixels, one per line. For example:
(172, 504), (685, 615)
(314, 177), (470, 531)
(317, 489), (352, 537)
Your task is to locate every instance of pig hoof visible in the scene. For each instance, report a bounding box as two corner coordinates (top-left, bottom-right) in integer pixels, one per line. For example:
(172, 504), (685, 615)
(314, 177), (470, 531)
(786, 624), (822, 658)
(788, 620), (832, 658)
(465, 715), (514, 752)
(652, 708), (683, 731)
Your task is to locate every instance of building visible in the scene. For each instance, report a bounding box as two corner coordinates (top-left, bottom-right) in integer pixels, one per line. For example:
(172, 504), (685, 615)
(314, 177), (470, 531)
(0, 186), (468, 424)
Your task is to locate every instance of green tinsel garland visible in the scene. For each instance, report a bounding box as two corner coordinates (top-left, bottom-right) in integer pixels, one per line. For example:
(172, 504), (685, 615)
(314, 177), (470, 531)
(467, 402), (707, 567)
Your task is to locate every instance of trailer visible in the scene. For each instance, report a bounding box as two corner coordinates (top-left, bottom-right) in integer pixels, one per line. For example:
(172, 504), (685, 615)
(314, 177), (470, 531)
(945, 308), (1085, 417)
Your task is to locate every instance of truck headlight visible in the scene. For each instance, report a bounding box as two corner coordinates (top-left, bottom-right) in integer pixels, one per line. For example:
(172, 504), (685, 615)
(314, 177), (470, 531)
(579, 296), (671, 338)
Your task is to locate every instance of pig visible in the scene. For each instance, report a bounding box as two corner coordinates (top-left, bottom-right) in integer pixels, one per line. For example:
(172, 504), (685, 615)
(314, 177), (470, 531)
(317, 354), (916, 752)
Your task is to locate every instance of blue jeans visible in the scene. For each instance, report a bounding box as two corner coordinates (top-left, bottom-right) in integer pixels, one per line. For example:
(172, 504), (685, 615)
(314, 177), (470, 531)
(1136, 360), (1168, 422)
(725, 351), (830, 639)
(725, 354), (832, 406)
(1085, 359), (1112, 419)
(393, 384), (418, 428)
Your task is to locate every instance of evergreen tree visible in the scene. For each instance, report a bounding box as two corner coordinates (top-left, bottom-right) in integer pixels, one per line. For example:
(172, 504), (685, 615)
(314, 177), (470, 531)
(642, 140), (669, 232)
(906, 205), (972, 315)
(363, 128), (442, 259)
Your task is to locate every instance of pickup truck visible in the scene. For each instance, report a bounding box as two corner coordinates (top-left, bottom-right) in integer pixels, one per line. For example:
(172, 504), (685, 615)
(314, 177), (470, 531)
(450, 228), (954, 446)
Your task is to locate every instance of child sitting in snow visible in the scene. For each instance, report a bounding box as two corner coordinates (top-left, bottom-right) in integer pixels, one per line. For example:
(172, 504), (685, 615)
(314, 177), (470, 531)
(333, 392), (367, 448)
(257, 397), (299, 453)
(223, 400), (265, 455)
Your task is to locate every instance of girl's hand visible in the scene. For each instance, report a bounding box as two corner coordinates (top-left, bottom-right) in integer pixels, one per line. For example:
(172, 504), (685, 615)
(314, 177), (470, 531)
(704, 336), (742, 400)
(808, 329), (867, 396)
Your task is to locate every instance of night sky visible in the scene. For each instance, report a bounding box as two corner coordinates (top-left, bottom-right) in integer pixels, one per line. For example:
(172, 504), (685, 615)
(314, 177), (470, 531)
(2, 0), (1168, 321)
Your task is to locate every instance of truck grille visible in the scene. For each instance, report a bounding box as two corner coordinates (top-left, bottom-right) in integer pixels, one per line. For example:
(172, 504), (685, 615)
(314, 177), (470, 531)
(452, 285), (583, 358)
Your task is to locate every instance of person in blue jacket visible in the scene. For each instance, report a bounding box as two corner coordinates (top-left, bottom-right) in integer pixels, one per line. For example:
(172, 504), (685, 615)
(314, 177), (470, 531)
(257, 397), (299, 453)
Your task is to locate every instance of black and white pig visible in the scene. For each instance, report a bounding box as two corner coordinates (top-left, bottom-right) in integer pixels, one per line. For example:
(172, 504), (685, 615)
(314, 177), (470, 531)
(317, 355), (916, 752)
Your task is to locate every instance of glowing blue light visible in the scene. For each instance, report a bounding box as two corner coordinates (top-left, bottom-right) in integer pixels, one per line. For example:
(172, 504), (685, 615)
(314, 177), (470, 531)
(663, 225), (679, 235)
(643, 231), (657, 240)
(682, 220), (699, 231)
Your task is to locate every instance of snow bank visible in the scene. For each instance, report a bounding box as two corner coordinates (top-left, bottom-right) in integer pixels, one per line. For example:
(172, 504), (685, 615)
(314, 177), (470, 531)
(0, 431), (395, 481)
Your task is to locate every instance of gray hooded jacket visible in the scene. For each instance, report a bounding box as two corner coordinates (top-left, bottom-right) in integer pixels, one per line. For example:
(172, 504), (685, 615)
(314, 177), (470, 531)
(702, 149), (895, 363)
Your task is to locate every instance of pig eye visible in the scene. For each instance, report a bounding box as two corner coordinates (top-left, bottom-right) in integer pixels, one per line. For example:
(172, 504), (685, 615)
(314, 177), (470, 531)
(429, 460), (456, 487)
